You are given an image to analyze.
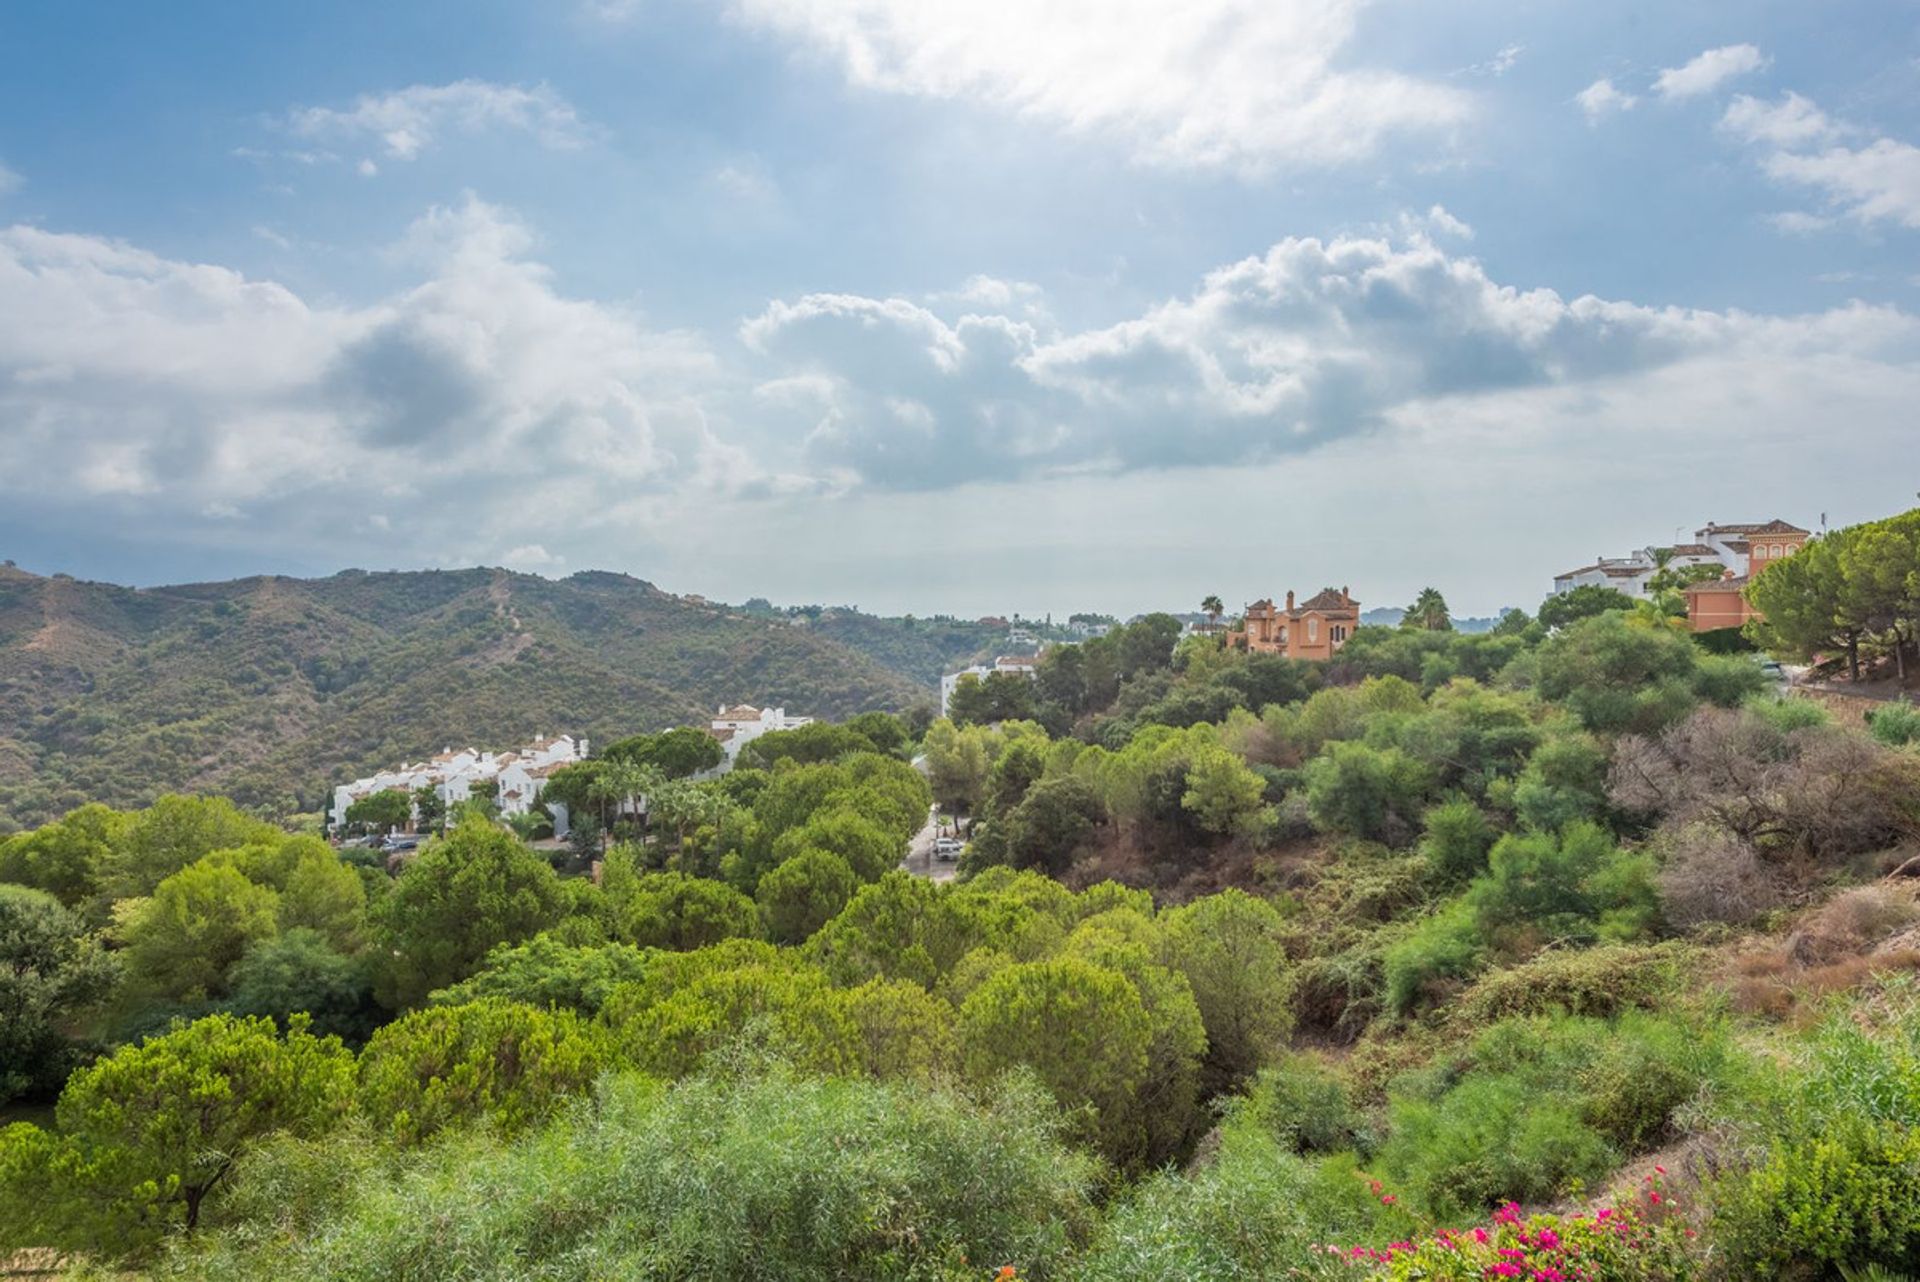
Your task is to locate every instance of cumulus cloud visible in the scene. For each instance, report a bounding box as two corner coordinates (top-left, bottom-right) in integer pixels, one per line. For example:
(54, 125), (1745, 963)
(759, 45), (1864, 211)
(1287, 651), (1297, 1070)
(1576, 78), (1636, 122)
(285, 80), (589, 164)
(721, 0), (1471, 173)
(1654, 44), (1767, 100)
(0, 198), (741, 566)
(741, 226), (1920, 490)
(1723, 92), (1920, 229)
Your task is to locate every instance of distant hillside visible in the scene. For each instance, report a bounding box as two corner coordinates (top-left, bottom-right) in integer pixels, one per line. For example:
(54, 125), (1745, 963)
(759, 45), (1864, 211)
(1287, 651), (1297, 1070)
(755, 605), (1005, 687)
(0, 565), (932, 829)
(1360, 607), (1511, 635)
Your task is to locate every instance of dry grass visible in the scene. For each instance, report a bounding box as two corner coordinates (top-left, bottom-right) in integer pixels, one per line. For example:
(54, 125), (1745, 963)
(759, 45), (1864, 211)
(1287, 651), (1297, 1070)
(1727, 882), (1920, 1022)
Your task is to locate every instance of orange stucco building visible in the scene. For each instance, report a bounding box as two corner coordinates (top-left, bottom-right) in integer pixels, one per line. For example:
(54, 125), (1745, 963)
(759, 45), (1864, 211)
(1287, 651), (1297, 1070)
(1227, 587), (1360, 660)
(1683, 519), (1810, 632)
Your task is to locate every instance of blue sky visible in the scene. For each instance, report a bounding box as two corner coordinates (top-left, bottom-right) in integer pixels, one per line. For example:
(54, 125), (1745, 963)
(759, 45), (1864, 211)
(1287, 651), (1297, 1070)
(0, 1), (1916, 617)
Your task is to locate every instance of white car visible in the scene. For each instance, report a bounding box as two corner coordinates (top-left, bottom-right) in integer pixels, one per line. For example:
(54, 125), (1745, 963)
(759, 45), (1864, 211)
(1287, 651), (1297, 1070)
(932, 837), (964, 861)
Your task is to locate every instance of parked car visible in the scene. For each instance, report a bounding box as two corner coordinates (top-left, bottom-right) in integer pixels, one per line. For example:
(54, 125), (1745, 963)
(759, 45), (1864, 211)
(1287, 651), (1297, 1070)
(379, 835), (420, 853)
(933, 837), (963, 861)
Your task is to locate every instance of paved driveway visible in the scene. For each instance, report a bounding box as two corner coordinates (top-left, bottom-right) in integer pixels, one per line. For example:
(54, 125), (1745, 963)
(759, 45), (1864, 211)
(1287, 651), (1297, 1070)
(899, 807), (958, 883)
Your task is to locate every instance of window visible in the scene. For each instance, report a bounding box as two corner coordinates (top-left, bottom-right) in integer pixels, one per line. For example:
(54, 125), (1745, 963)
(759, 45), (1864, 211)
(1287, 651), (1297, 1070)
(1771, 544), (1784, 557)
(1308, 617), (1320, 642)
(1332, 625), (1347, 645)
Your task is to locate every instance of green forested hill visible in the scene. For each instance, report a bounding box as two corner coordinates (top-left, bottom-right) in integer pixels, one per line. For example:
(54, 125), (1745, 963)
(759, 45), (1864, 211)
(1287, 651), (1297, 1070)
(0, 564), (935, 827)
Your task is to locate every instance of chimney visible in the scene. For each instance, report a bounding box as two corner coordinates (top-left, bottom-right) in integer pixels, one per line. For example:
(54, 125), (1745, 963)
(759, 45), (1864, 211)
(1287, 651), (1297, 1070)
(1342, 585), (1349, 597)
(1285, 590), (1295, 610)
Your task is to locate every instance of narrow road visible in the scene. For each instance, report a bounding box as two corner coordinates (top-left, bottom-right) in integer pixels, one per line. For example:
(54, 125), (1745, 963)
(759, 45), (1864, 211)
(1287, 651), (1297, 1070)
(899, 806), (958, 883)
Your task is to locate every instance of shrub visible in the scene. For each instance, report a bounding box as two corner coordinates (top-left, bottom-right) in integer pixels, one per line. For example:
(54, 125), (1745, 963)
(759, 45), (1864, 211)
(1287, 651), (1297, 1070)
(152, 1071), (1097, 1282)
(1239, 1055), (1365, 1155)
(1363, 1184), (1697, 1281)
(1378, 1011), (1733, 1220)
(1453, 941), (1695, 1023)
(427, 934), (651, 1016)
(1382, 900), (1483, 1017)
(1870, 698), (1920, 749)
(611, 963), (859, 1079)
(1417, 799), (1494, 885)
(357, 1000), (608, 1145)
(1072, 1124), (1396, 1282)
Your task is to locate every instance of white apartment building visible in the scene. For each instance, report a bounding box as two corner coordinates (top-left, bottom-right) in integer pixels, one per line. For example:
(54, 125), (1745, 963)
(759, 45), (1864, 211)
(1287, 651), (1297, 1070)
(709, 704), (814, 771)
(939, 655), (1040, 718)
(329, 732), (588, 836)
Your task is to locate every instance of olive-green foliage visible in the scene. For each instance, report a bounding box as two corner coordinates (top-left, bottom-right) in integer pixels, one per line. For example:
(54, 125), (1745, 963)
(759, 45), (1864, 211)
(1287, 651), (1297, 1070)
(1238, 1054), (1365, 1156)
(959, 958), (1153, 1165)
(756, 849), (859, 944)
(1712, 986), (1920, 1276)
(1379, 1010), (1735, 1220)
(1537, 584), (1635, 631)
(151, 1070), (1096, 1282)
(369, 819), (568, 1009)
(1534, 613), (1701, 735)
(429, 934), (650, 1016)
(0, 884), (118, 1104)
(1417, 798), (1496, 885)
(808, 871), (985, 988)
(600, 725), (727, 777)
(1465, 821), (1658, 950)
(1453, 941), (1696, 1023)
(1071, 1115), (1397, 1282)
(841, 977), (957, 1082)
(0, 802), (124, 911)
(0, 1013), (355, 1254)
(610, 962), (859, 1078)
(226, 928), (378, 1043)
(122, 858), (282, 1003)
(1510, 732), (1610, 833)
(770, 807), (900, 883)
(736, 721), (881, 770)
(1382, 899), (1484, 1017)
(1063, 914), (1210, 1167)
(1000, 775), (1107, 876)
(1303, 740), (1433, 845)
(343, 788), (410, 833)
(358, 999), (608, 1145)
(614, 870), (759, 951)
(101, 795), (282, 899)
(1161, 890), (1293, 1094)
(1870, 698), (1920, 749)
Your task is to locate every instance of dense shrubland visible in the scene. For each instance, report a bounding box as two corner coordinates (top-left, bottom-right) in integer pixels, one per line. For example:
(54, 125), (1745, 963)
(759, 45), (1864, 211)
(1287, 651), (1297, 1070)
(4, 574), (1920, 1279)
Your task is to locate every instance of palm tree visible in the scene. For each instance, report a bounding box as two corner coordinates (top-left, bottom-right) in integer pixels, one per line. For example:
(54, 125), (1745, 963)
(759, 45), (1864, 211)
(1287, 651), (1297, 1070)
(1403, 587), (1452, 631)
(1201, 594), (1224, 629)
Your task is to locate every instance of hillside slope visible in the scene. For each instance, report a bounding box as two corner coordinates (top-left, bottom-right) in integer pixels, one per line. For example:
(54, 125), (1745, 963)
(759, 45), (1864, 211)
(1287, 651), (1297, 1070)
(0, 564), (931, 827)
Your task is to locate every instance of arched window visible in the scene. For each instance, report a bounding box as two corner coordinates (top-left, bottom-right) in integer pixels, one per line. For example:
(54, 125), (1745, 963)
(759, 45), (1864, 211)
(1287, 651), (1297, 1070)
(1771, 544), (1784, 557)
(1308, 617), (1320, 643)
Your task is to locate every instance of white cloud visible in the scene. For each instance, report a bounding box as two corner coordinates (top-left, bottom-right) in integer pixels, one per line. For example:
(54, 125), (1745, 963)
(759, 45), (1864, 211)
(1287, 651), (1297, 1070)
(0, 161), (20, 197)
(0, 199), (742, 566)
(928, 274), (1044, 310)
(742, 224), (1920, 490)
(722, 0), (1471, 173)
(1576, 78), (1636, 122)
(286, 80), (589, 164)
(1723, 92), (1920, 230)
(1654, 43), (1767, 100)
(501, 543), (563, 568)
(1721, 92), (1840, 148)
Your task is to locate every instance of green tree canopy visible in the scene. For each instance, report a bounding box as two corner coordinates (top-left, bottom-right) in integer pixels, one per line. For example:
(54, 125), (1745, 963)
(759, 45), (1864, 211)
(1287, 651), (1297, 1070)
(0, 885), (119, 1104)
(368, 819), (568, 1009)
(358, 999), (608, 1144)
(3, 1013), (354, 1247)
(756, 849), (860, 945)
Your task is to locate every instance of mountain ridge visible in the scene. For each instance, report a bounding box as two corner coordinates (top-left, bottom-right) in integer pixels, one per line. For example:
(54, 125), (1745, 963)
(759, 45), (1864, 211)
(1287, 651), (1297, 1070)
(0, 563), (983, 828)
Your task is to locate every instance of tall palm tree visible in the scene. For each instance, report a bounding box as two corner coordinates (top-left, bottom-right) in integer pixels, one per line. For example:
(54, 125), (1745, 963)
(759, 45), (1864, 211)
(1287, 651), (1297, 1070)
(1201, 594), (1224, 628)
(1403, 587), (1452, 632)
